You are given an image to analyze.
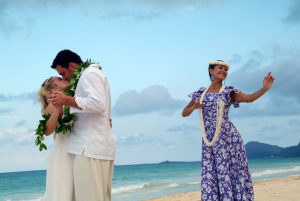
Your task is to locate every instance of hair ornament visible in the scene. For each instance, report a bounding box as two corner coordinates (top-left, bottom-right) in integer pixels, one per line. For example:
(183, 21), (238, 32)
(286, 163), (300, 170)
(208, 60), (230, 69)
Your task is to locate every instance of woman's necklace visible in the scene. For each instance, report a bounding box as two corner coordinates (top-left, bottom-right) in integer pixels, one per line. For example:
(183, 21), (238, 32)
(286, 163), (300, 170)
(199, 84), (225, 147)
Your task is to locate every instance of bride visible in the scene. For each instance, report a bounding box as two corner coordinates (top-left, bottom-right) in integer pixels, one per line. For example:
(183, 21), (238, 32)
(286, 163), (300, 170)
(38, 76), (74, 201)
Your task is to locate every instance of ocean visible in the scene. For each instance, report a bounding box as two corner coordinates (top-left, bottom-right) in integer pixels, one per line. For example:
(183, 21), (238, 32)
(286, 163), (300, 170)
(1, 157), (300, 201)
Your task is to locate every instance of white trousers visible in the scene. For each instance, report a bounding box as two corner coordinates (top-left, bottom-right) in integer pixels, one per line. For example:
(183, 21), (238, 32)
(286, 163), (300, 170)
(73, 155), (114, 201)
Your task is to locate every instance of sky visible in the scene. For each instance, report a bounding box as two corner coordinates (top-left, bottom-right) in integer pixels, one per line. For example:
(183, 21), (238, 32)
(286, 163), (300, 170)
(0, 0), (300, 173)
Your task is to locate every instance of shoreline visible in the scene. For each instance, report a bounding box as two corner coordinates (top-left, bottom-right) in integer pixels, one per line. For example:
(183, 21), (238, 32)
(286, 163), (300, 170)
(144, 176), (300, 201)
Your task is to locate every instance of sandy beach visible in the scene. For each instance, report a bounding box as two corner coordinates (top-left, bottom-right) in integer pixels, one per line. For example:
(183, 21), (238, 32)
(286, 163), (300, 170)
(144, 176), (300, 201)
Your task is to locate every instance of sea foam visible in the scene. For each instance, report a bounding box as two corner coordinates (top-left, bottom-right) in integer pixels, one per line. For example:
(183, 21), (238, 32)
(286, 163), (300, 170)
(252, 166), (300, 177)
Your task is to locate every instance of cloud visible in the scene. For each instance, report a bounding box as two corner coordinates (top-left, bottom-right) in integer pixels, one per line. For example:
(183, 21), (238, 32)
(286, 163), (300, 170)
(228, 54), (243, 65)
(228, 47), (300, 117)
(232, 97), (300, 118)
(113, 85), (185, 116)
(101, 9), (162, 20)
(14, 120), (27, 127)
(230, 48), (300, 101)
(117, 132), (177, 149)
(0, 127), (35, 146)
(284, 0), (300, 23)
(288, 119), (300, 127)
(0, 107), (12, 115)
(0, 92), (37, 103)
(0, 0), (225, 35)
(166, 124), (199, 133)
(123, 0), (225, 10)
(117, 132), (155, 146)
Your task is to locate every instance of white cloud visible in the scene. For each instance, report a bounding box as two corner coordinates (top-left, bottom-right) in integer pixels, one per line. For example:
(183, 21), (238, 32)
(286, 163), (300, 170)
(0, 92), (37, 102)
(113, 85), (185, 116)
(0, 107), (12, 115)
(0, 127), (34, 146)
(0, 144), (48, 172)
(228, 47), (300, 117)
(0, 127), (52, 172)
(284, 0), (300, 23)
(0, 0), (226, 35)
(166, 124), (199, 133)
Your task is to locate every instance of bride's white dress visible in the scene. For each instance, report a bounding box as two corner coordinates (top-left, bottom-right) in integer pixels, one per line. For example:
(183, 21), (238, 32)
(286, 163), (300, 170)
(42, 133), (74, 201)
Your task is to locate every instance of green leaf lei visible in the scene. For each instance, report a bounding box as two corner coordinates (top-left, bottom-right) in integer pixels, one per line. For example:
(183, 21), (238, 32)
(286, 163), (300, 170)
(35, 114), (50, 151)
(35, 59), (101, 151)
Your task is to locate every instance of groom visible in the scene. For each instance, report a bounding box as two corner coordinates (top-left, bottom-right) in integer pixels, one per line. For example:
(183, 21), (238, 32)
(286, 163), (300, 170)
(50, 49), (116, 201)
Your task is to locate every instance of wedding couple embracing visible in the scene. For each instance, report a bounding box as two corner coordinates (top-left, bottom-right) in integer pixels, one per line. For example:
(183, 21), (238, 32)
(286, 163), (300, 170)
(37, 49), (116, 201)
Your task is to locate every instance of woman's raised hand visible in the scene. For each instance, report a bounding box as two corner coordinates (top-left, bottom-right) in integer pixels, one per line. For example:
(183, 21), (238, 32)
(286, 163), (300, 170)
(263, 72), (275, 90)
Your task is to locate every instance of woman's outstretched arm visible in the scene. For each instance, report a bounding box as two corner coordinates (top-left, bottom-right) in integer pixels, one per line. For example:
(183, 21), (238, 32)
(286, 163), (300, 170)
(232, 72), (275, 103)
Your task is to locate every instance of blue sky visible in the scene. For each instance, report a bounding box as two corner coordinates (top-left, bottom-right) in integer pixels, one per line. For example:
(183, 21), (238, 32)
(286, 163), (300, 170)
(0, 0), (300, 172)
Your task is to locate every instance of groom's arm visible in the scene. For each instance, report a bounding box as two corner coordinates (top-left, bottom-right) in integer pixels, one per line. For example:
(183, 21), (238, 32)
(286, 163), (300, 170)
(50, 91), (81, 109)
(63, 96), (80, 108)
(70, 71), (106, 114)
(51, 70), (106, 113)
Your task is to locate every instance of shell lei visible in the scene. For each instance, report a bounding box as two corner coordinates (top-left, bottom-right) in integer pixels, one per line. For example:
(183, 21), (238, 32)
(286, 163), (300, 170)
(199, 85), (225, 147)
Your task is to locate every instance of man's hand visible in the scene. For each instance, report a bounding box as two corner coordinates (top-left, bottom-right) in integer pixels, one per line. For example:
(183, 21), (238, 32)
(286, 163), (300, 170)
(50, 90), (69, 107)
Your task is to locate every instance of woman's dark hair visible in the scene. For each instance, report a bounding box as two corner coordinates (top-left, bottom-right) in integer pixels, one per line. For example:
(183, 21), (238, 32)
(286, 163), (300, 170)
(208, 59), (225, 80)
(51, 49), (83, 69)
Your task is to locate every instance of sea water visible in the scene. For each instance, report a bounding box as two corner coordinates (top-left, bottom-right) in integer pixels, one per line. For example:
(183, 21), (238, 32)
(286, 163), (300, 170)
(1, 157), (300, 201)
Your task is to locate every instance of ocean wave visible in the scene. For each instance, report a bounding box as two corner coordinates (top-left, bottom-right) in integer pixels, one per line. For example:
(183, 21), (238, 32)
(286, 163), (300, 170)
(156, 183), (179, 189)
(6, 197), (43, 201)
(112, 182), (180, 194)
(252, 166), (300, 177)
(112, 183), (147, 194)
(185, 180), (201, 185)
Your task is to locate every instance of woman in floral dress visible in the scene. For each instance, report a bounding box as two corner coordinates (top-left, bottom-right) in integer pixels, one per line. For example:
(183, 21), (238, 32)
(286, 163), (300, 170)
(182, 60), (275, 201)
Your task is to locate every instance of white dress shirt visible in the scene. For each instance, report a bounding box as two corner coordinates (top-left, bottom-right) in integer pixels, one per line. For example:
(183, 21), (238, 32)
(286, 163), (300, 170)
(69, 64), (116, 160)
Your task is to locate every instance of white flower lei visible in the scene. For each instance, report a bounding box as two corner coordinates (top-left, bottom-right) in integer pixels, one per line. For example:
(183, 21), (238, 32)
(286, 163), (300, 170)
(199, 85), (226, 147)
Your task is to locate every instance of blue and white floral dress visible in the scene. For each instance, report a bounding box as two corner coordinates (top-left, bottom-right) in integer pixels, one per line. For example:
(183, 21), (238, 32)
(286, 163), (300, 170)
(189, 86), (254, 201)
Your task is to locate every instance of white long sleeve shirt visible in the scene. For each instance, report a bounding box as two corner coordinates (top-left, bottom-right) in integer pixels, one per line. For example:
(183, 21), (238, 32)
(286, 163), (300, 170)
(68, 64), (116, 160)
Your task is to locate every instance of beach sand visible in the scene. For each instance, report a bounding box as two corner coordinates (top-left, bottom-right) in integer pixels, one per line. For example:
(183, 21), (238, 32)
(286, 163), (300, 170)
(144, 176), (300, 201)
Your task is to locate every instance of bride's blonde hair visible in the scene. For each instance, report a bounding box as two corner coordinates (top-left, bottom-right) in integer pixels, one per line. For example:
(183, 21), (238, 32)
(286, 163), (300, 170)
(38, 77), (57, 113)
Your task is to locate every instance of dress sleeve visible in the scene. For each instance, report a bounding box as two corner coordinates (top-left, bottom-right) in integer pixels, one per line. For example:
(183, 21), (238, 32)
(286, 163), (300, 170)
(225, 86), (241, 108)
(188, 87), (206, 102)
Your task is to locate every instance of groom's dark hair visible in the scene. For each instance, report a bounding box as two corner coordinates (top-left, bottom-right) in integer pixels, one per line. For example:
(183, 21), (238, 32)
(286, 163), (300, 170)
(51, 49), (83, 69)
